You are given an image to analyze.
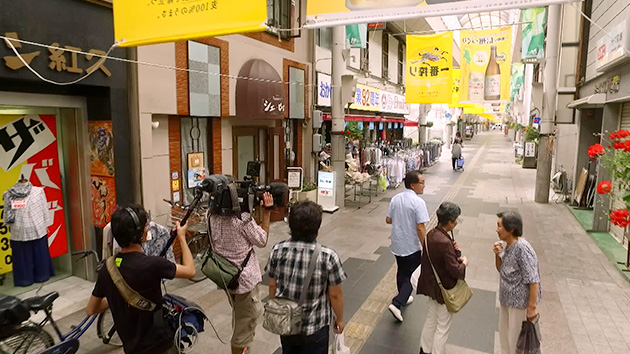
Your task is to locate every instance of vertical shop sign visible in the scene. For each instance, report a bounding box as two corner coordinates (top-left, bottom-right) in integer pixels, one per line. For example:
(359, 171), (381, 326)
(510, 63), (525, 101)
(460, 27), (512, 104)
(521, 7), (547, 63)
(317, 73), (332, 107)
(89, 121), (116, 228)
(0, 115), (68, 275)
(345, 23), (367, 48)
(406, 33), (453, 104)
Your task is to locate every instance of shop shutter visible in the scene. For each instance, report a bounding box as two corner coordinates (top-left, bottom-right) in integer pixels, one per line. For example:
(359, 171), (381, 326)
(610, 103), (630, 244)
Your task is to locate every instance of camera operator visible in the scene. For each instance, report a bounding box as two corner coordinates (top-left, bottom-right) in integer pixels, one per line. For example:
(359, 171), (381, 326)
(210, 191), (274, 354)
(85, 205), (195, 354)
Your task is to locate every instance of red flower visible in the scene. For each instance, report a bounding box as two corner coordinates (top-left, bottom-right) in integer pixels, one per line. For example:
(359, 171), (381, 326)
(610, 131), (619, 140)
(597, 181), (612, 194)
(618, 129), (630, 138)
(610, 209), (630, 228)
(613, 141), (625, 149)
(625, 139), (630, 152)
(587, 143), (606, 159)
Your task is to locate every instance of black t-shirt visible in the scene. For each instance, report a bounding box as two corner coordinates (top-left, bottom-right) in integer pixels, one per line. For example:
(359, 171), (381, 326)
(92, 252), (176, 354)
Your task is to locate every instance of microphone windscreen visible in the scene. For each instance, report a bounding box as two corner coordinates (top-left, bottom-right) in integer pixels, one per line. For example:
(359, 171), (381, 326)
(269, 182), (289, 206)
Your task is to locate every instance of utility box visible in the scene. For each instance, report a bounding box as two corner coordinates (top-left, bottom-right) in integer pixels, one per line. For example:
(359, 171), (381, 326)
(313, 110), (323, 129)
(312, 133), (323, 152)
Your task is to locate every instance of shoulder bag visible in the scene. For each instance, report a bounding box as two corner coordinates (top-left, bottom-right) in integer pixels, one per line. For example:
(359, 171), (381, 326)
(201, 238), (253, 291)
(425, 234), (473, 313)
(263, 243), (321, 336)
(106, 257), (157, 311)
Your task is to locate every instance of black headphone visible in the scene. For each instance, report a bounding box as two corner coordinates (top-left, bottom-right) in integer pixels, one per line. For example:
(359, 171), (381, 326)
(124, 207), (144, 243)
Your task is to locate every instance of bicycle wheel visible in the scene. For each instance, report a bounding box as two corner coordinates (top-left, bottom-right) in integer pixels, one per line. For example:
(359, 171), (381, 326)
(96, 309), (123, 347)
(187, 233), (209, 282)
(0, 326), (54, 354)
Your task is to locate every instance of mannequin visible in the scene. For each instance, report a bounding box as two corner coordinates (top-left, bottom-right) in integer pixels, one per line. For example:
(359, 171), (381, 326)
(2, 175), (54, 287)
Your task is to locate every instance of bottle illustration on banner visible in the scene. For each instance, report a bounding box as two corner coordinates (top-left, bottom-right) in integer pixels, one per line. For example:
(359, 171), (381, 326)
(484, 46), (501, 101)
(468, 72), (484, 102)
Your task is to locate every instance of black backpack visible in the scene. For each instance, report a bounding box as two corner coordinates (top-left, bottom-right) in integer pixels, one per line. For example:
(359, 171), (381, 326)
(0, 294), (30, 327)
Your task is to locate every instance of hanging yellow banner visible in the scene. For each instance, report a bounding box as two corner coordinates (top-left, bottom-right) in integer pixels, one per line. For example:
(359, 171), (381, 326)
(113, 0), (267, 47)
(459, 27), (512, 104)
(405, 33), (453, 104)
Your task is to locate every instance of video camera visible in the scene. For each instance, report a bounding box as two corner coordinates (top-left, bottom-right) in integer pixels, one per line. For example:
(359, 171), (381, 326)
(196, 161), (289, 216)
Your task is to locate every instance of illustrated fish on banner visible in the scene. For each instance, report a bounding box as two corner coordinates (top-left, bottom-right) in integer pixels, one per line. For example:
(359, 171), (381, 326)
(460, 27), (512, 104)
(114, 0), (268, 47)
(305, 1), (577, 28)
(406, 32), (453, 104)
(0, 115), (68, 275)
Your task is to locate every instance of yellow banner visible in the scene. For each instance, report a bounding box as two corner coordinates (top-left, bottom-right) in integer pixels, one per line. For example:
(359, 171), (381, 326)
(350, 84), (382, 112)
(406, 33), (453, 104)
(459, 27), (512, 104)
(114, 0), (267, 47)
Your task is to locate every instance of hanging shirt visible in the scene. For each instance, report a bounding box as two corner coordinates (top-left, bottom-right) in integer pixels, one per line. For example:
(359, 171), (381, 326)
(3, 183), (50, 242)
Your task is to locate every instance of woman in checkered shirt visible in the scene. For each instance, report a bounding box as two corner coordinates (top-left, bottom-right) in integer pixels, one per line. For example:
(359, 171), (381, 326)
(266, 201), (347, 354)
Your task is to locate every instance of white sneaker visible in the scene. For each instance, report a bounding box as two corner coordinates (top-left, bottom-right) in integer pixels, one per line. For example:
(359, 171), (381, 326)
(407, 296), (414, 305)
(388, 304), (403, 322)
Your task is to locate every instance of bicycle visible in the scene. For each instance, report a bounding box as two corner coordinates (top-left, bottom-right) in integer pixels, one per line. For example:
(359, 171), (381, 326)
(0, 251), (115, 354)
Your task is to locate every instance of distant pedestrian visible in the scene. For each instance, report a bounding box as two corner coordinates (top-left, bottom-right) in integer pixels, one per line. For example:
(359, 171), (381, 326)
(453, 132), (464, 146)
(493, 211), (541, 354)
(417, 202), (468, 354)
(451, 141), (462, 171)
(386, 170), (430, 322)
(266, 201), (347, 354)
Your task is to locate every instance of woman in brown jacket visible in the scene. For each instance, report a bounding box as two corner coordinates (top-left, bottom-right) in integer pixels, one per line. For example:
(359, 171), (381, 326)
(418, 202), (468, 354)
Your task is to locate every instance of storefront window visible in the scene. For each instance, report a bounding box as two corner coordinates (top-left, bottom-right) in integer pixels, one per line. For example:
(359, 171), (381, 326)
(180, 117), (212, 204)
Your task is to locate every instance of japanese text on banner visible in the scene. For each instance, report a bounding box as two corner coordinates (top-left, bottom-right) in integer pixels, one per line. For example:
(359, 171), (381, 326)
(0, 115), (68, 275)
(459, 27), (512, 104)
(405, 32), (453, 104)
(113, 0), (267, 47)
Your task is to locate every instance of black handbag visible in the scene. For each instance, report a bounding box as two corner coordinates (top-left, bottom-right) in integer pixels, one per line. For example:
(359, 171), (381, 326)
(516, 315), (542, 354)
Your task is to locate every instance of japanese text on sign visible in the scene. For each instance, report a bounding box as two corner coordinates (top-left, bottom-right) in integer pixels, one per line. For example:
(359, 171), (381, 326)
(2, 32), (111, 77)
(150, 0), (219, 20)
(405, 32), (453, 104)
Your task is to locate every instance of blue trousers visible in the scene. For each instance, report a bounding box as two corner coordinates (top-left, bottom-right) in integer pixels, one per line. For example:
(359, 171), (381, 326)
(392, 250), (422, 309)
(11, 236), (55, 287)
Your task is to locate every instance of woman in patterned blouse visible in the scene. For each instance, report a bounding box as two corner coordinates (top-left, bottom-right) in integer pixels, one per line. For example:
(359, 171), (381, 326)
(493, 211), (541, 354)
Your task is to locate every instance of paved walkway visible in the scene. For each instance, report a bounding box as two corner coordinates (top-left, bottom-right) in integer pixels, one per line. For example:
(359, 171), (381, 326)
(29, 131), (630, 354)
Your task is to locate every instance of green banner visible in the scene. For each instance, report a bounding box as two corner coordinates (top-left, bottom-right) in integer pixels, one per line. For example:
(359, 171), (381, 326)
(521, 7), (547, 62)
(345, 24), (367, 49)
(510, 62), (525, 101)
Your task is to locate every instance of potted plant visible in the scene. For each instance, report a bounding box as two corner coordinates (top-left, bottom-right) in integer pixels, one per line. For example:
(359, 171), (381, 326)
(588, 129), (630, 265)
(297, 181), (318, 202)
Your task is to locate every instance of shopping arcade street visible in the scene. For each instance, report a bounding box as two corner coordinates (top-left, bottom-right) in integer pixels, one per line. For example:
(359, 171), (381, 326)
(21, 131), (630, 354)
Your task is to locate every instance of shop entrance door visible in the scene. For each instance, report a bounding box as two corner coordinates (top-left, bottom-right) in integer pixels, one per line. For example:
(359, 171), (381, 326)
(232, 127), (260, 180)
(267, 127), (286, 222)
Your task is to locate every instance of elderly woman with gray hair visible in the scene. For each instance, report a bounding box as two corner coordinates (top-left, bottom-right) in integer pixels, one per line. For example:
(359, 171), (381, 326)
(417, 202), (468, 354)
(493, 211), (541, 354)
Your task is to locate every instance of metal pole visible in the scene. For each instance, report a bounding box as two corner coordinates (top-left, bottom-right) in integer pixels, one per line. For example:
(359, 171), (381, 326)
(331, 26), (346, 207)
(535, 4), (562, 203)
(127, 47), (143, 205)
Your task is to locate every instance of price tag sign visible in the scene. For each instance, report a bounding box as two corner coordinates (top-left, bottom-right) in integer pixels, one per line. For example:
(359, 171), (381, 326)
(287, 167), (303, 190)
(11, 200), (27, 209)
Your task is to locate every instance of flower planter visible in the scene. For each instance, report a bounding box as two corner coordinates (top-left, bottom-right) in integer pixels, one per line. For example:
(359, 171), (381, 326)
(297, 190), (317, 202)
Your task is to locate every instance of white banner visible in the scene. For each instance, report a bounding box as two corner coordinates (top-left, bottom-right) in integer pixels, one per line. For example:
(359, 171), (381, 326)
(381, 91), (410, 115)
(306, 0), (578, 28)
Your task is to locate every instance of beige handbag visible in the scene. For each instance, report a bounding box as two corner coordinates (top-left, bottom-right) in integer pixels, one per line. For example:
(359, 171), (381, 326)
(425, 234), (473, 313)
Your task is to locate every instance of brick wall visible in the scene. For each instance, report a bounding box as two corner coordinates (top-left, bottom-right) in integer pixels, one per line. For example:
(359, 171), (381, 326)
(168, 116), (182, 197)
(244, 32), (295, 52)
(175, 38), (229, 174)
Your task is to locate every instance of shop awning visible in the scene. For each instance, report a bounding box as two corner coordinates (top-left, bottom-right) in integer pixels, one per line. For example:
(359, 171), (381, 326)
(236, 59), (286, 119)
(567, 94), (606, 109)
